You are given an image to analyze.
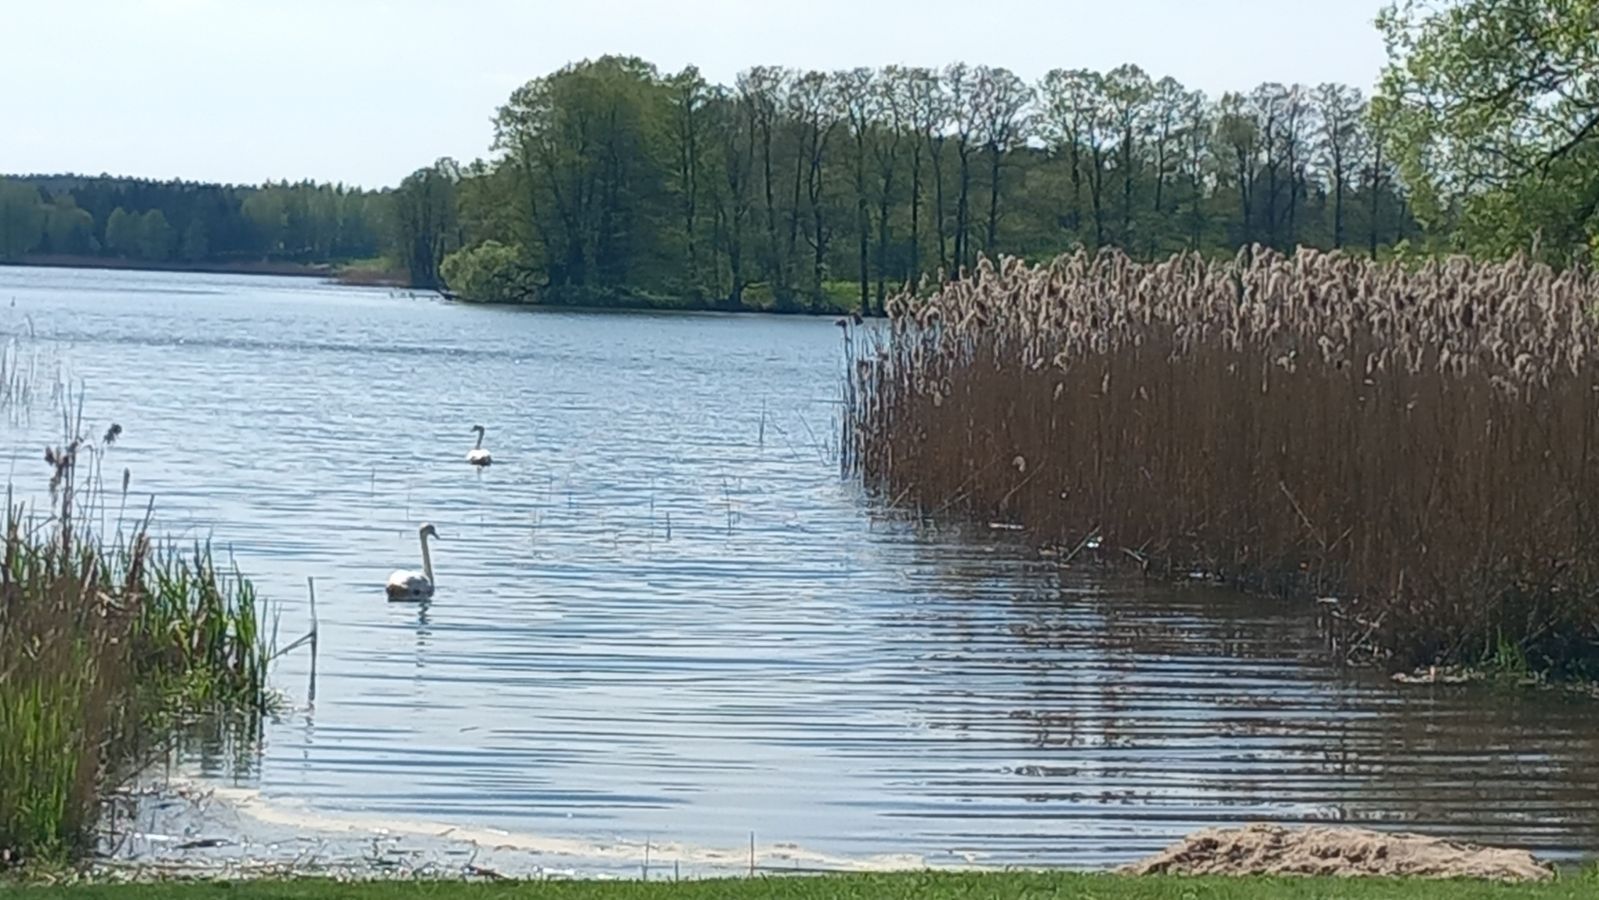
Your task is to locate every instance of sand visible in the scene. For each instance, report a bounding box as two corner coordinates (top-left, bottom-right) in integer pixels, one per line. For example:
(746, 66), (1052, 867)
(1119, 824), (1554, 883)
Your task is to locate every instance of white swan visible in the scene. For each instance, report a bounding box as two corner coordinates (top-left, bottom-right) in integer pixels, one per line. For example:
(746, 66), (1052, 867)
(386, 523), (439, 602)
(467, 424), (493, 467)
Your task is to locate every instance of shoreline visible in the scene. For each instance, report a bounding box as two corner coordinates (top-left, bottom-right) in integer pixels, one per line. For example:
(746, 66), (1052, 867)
(0, 255), (413, 287)
(76, 776), (1575, 888)
(1, 258), (867, 316)
(3, 255), (332, 279)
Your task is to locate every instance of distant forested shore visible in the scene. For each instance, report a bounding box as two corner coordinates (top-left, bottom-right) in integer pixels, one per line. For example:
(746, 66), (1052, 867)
(4, 4), (1596, 312)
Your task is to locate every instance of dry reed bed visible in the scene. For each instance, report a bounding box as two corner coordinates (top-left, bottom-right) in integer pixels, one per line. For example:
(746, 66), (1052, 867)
(846, 247), (1599, 675)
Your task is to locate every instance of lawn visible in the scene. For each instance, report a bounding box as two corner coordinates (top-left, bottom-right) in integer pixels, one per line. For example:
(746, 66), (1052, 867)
(7, 872), (1598, 900)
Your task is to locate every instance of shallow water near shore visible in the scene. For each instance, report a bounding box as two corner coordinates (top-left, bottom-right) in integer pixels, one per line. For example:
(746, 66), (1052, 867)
(4, 264), (1598, 872)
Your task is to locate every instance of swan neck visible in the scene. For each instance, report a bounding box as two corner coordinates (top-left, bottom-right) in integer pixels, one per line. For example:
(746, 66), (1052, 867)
(420, 531), (435, 584)
(474, 429), (485, 450)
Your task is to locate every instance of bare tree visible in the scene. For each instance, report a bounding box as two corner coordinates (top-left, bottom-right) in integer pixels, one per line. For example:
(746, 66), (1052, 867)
(1103, 64), (1154, 248)
(1179, 90), (1213, 250)
(837, 67), (876, 312)
(1038, 68), (1100, 245)
(1149, 76), (1188, 255)
(737, 66), (793, 304)
(1275, 85), (1314, 247)
(971, 66), (1033, 256)
(1216, 92), (1259, 245)
(667, 67), (710, 292)
(901, 67), (945, 280)
(710, 87), (756, 305)
(1315, 83), (1367, 249)
(1249, 83), (1288, 245)
(945, 63), (979, 272)
(873, 67), (909, 304)
(789, 71), (841, 301)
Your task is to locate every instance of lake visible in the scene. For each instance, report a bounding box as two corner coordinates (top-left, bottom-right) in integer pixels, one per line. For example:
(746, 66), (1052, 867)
(3, 264), (1597, 873)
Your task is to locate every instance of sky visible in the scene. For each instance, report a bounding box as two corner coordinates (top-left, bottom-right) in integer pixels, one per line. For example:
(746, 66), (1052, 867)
(0, 0), (1392, 189)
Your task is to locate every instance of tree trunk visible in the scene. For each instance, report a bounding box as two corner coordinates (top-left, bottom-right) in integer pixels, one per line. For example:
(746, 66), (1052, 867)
(955, 142), (972, 271)
(1369, 144), (1383, 259)
(985, 143), (1002, 253)
(931, 138), (949, 273)
(909, 143), (923, 281)
(856, 133), (870, 314)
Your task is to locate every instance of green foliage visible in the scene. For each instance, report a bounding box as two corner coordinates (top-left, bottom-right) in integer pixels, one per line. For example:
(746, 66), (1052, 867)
(136, 209), (172, 261)
(493, 57), (675, 291)
(0, 178), (46, 259)
(447, 57), (1421, 308)
(390, 159), (460, 288)
(181, 216), (209, 261)
(1, 174), (388, 266)
(1377, 0), (1599, 263)
(102, 207), (138, 257)
(44, 198), (96, 255)
(440, 240), (529, 302)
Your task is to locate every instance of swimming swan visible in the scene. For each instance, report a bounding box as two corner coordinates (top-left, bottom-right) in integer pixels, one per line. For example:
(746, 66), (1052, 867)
(467, 424), (493, 467)
(386, 523), (439, 601)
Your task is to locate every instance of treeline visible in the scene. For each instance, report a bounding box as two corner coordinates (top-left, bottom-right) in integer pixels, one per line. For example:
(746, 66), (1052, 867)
(0, 174), (387, 266)
(393, 57), (1420, 310)
(3, 57), (1428, 306)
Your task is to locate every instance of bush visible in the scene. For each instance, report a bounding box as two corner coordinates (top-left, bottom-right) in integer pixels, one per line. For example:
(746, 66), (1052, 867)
(439, 241), (530, 303)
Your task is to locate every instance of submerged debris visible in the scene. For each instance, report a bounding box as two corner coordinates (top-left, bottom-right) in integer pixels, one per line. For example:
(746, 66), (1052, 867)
(1119, 824), (1554, 883)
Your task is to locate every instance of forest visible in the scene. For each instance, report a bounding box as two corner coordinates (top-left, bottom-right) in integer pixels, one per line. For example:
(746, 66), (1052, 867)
(405, 61), (1424, 312)
(3, 0), (1596, 312)
(0, 175), (387, 270)
(0, 64), (1418, 309)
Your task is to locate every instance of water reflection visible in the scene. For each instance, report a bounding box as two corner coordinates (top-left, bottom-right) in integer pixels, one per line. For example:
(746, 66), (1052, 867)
(2, 265), (1596, 868)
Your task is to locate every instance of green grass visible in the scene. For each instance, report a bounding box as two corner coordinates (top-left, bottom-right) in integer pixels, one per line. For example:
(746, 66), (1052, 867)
(739, 280), (863, 314)
(7, 871), (1598, 900)
(0, 410), (269, 864)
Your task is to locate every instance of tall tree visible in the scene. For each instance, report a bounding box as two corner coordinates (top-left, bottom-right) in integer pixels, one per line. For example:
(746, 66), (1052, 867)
(45, 196), (95, 255)
(1315, 83), (1367, 249)
(872, 67), (908, 304)
(137, 209), (173, 261)
(390, 159), (460, 288)
(1376, 0), (1599, 261)
(837, 68), (876, 313)
(972, 66), (1033, 255)
(1149, 76), (1189, 255)
(1178, 90), (1214, 250)
(900, 67), (943, 281)
(945, 63), (980, 272)
(1039, 69), (1101, 245)
(1216, 92), (1260, 245)
(668, 66), (712, 293)
(789, 71), (841, 301)
(1103, 64), (1153, 247)
(104, 207), (139, 258)
(0, 179), (44, 259)
(737, 66), (792, 303)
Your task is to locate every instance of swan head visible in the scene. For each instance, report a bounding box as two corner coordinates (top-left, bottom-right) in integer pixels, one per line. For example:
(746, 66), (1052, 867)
(470, 424), (486, 436)
(420, 523), (440, 540)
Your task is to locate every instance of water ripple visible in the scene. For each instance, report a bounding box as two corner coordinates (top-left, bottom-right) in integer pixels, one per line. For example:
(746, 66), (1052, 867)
(2, 264), (1597, 869)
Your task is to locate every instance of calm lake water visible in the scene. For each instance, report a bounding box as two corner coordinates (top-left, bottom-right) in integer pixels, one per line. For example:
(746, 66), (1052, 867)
(3, 264), (1598, 871)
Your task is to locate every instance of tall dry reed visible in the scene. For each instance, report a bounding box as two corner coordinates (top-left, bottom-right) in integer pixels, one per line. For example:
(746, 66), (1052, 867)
(0, 417), (267, 864)
(847, 247), (1599, 676)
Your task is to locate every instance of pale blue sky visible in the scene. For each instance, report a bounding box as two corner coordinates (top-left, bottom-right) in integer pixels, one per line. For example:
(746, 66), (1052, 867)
(1, 0), (1391, 188)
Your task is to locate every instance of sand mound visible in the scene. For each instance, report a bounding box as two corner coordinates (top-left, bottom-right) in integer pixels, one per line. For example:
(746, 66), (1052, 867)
(1119, 824), (1554, 883)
